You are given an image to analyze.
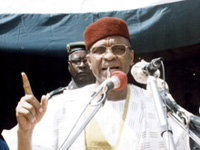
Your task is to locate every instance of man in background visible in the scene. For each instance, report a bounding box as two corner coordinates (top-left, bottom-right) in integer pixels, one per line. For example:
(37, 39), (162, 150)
(47, 41), (95, 99)
(66, 41), (95, 90)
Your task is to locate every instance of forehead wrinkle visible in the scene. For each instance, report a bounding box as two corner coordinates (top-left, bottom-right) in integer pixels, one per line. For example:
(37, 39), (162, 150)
(106, 37), (111, 46)
(91, 36), (130, 49)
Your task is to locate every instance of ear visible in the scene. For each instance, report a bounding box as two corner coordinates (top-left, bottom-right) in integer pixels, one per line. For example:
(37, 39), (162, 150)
(129, 50), (134, 66)
(86, 54), (92, 70)
(68, 62), (72, 74)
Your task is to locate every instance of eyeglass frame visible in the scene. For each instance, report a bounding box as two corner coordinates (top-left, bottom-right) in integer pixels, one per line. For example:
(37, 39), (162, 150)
(90, 44), (131, 56)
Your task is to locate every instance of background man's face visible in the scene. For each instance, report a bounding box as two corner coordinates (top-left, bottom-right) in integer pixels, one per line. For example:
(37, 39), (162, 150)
(68, 50), (95, 86)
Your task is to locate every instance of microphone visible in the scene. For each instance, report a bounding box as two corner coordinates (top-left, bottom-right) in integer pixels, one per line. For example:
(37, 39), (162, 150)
(91, 70), (127, 97)
(143, 57), (163, 75)
(131, 58), (162, 84)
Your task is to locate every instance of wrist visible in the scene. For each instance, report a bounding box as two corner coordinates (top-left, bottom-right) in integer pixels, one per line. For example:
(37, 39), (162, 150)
(17, 125), (33, 150)
(17, 124), (34, 143)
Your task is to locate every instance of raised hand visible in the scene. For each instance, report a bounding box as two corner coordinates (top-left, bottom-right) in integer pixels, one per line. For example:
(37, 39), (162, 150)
(16, 72), (48, 131)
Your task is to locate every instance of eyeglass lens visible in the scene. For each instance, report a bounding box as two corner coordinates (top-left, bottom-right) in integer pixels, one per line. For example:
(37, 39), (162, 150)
(91, 44), (127, 55)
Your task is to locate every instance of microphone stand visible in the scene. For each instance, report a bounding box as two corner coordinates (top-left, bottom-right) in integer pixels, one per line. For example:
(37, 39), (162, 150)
(147, 76), (176, 150)
(159, 88), (200, 146)
(135, 58), (200, 149)
(148, 76), (200, 149)
(58, 86), (110, 150)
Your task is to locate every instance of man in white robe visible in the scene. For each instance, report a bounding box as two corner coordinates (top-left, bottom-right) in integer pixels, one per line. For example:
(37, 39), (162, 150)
(2, 17), (192, 150)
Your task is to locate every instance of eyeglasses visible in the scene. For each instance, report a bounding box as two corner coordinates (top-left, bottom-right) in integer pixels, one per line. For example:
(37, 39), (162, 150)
(69, 58), (88, 65)
(90, 44), (130, 56)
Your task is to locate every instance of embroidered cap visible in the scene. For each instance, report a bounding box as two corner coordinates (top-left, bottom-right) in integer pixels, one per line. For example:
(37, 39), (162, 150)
(84, 17), (130, 50)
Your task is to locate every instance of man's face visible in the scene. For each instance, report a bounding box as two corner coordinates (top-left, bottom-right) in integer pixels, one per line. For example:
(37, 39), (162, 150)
(87, 36), (134, 84)
(68, 50), (95, 86)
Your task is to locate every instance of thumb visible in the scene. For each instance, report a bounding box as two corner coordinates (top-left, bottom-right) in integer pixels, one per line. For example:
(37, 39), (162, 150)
(40, 95), (48, 113)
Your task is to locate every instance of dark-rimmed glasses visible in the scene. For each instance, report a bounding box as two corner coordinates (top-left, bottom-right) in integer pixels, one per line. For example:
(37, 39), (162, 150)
(90, 44), (130, 56)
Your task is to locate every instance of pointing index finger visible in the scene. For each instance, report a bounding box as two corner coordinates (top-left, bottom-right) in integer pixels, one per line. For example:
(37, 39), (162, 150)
(21, 72), (33, 95)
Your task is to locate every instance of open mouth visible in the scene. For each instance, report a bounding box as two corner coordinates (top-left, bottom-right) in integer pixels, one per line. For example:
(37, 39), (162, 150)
(102, 66), (120, 71)
(101, 67), (121, 78)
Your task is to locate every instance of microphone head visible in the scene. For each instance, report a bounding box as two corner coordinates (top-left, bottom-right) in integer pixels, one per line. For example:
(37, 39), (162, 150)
(131, 60), (161, 84)
(111, 71), (127, 91)
(131, 60), (148, 84)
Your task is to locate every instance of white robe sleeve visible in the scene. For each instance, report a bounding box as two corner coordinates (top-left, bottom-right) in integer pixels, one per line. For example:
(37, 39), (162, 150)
(1, 85), (94, 150)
